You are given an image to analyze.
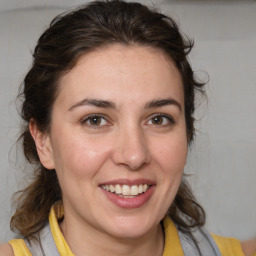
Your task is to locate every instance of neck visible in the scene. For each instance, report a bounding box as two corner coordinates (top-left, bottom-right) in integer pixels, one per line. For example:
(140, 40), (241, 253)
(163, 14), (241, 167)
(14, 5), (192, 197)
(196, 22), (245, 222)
(60, 212), (164, 256)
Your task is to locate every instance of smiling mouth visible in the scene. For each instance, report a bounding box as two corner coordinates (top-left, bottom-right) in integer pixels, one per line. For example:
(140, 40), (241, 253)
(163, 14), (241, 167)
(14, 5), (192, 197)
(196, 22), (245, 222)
(101, 184), (150, 198)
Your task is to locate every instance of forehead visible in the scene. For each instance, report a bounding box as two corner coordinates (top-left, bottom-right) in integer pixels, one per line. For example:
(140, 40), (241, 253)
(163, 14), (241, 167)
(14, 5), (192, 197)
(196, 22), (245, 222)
(57, 44), (184, 109)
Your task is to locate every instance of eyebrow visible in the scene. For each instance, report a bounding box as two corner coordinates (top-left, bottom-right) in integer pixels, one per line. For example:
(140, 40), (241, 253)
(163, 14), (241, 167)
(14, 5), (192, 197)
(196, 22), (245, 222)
(145, 98), (182, 111)
(68, 97), (181, 111)
(68, 98), (116, 111)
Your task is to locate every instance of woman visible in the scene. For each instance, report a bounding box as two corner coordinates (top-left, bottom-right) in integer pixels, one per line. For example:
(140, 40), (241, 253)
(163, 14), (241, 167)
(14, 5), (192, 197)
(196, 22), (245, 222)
(0, 1), (255, 255)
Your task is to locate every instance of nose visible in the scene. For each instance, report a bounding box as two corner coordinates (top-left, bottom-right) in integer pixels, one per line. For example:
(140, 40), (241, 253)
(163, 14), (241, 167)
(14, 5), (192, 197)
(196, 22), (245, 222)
(111, 126), (151, 170)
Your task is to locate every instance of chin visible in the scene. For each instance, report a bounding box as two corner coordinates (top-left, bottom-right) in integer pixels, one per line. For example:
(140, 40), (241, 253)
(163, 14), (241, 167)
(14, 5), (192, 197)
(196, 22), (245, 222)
(102, 215), (159, 240)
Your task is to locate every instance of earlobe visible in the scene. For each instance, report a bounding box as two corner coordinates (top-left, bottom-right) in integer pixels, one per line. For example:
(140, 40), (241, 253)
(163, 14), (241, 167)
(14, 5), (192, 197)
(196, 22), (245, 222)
(29, 119), (55, 170)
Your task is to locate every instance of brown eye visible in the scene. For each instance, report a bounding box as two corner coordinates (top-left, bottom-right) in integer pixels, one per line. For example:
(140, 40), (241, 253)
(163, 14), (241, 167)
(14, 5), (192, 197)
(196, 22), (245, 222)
(148, 114), (174, 126)
(82, 115), (108, 127)
(152, 116), (164, 125)
(89, 117), (102, 125)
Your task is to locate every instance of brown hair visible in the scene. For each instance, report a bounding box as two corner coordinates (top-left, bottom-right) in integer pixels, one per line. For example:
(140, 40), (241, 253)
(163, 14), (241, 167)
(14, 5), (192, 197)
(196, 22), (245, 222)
(11, 0), (205, 239)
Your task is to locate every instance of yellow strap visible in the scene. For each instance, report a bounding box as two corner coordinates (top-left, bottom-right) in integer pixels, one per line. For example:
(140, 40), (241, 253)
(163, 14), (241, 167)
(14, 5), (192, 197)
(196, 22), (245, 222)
(49, 203), (75, 256)
(162, 217), (184, 256)
(50, 204), (184, 256)
(212, 234), (245, 256)
(8, 239), (32, 256)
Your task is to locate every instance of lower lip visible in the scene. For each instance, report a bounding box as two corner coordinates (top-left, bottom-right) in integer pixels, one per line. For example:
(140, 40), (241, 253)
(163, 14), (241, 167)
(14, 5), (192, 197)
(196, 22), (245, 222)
(101, 186), (155, 209)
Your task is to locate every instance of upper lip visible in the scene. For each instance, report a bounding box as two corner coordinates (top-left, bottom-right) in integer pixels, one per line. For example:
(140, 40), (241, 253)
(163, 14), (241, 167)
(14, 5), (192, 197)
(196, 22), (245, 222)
(99, 179), (155, 186)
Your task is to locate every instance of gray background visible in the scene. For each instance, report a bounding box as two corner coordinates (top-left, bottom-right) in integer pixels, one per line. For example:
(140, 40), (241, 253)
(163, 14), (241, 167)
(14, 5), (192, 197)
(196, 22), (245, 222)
(0, 0), (255, 242)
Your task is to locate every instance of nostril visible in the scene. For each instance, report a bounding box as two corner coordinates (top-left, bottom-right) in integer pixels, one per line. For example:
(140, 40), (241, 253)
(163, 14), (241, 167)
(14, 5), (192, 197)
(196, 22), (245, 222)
(111, 128), (151, 170)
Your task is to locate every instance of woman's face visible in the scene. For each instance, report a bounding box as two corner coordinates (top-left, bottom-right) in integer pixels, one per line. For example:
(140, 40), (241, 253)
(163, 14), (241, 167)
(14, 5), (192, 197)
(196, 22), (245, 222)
(39, 44), (188, 239)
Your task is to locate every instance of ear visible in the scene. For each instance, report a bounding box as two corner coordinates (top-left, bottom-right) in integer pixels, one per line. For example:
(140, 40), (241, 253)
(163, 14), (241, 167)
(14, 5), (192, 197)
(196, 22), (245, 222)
(29, 119), (55, 170)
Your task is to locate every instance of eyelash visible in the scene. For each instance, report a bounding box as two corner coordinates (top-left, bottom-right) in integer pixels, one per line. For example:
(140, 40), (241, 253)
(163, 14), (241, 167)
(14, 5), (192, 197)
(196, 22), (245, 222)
(80, 113), (175, 128)
(147, 114), (175, 127)
(80, 114), (109, 128)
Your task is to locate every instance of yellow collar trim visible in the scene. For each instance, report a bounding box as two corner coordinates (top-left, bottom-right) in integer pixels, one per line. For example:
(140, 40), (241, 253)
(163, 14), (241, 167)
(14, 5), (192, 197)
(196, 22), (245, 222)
(8, 239), (32, 256)
(162, 217), (184, 256)
(49, 203), (184, 256)
(49, 202), (74, 256)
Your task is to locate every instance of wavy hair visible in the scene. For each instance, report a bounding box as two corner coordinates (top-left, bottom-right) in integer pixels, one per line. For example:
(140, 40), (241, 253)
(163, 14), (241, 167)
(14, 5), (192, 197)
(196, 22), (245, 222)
(11, 0), (205, 239)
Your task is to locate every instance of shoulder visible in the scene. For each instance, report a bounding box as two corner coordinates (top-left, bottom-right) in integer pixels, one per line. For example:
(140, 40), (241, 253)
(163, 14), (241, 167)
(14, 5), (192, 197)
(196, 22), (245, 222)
(0, 243), (14, 256)
(212, 234), (247, 256)
(241, 239), (256, 256)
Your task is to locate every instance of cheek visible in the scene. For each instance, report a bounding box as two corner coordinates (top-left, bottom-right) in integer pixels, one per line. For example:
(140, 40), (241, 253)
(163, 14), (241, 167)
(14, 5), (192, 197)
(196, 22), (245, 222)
(51, 134), (113, 179)
(149, 134), (187, 218)
(153, 134), (188, 174)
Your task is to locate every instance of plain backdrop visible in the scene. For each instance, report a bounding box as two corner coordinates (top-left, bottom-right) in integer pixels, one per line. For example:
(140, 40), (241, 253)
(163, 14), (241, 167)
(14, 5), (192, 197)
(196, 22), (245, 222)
(0, 0), (255, 242)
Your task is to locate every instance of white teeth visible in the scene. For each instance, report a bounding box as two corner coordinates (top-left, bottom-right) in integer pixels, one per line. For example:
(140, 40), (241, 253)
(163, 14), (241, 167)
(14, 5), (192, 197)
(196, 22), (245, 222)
(101, 184), (150, 197)
(115, 184), (122, 194)
(122, 185), (130, 196)
(131, 185), (138, 196)
(109, 185), (115, 193)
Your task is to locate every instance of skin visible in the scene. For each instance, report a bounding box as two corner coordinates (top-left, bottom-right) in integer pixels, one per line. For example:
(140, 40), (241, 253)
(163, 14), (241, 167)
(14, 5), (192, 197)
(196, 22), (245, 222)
(242, 239), (256, 256)
(1, 44), (254, 256)
(31, 44), (187, 256)
(0, 244), (13, 256)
